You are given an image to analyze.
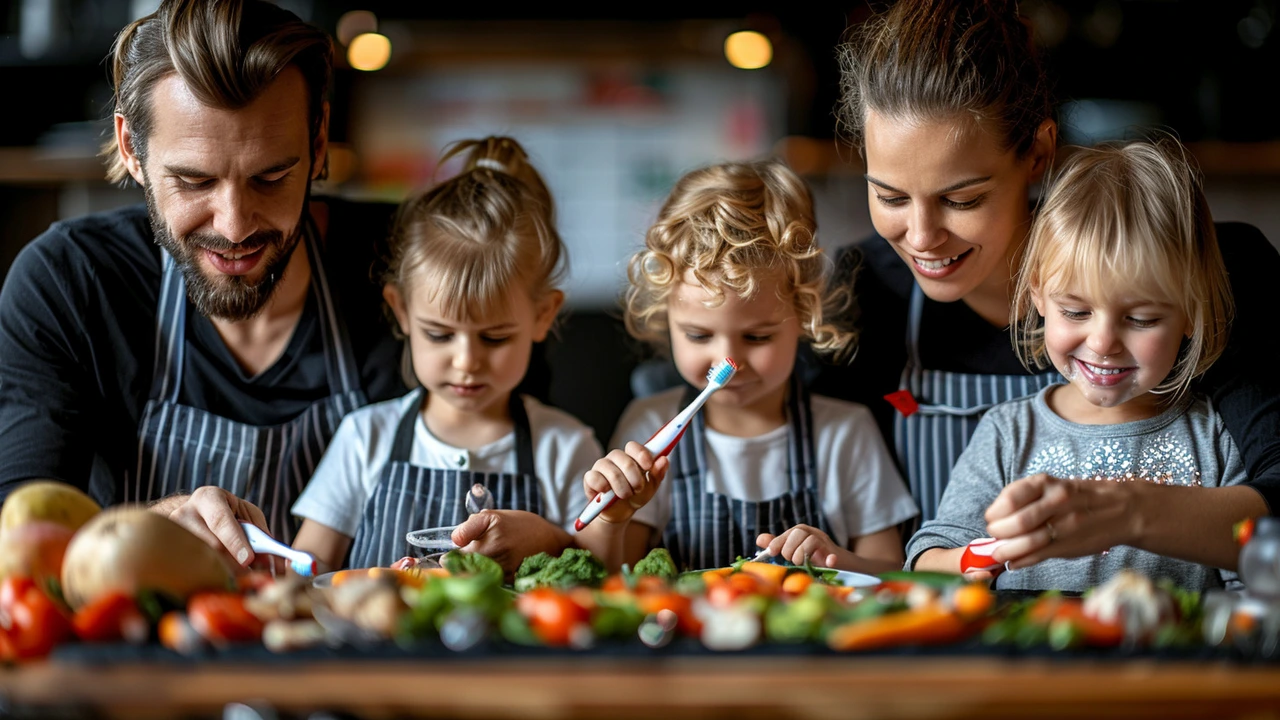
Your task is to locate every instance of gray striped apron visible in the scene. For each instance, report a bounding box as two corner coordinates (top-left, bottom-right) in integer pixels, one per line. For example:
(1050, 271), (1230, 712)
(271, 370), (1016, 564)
(662, 374), (831, 571)
(894, 284), (1059, 526)
(129, 225), (367, 543)
(348, 388), (544, 569)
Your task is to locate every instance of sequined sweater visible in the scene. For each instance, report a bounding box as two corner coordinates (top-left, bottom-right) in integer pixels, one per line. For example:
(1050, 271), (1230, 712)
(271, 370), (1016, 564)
(904, 385), (1245, 593)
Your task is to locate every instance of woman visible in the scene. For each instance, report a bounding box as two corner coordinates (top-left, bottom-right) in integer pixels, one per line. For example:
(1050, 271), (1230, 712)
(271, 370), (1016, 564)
(813, 0), (1280, 572)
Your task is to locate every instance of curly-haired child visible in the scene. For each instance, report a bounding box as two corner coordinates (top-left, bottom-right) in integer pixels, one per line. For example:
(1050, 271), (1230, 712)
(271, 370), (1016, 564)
(574, 160), (918, 573)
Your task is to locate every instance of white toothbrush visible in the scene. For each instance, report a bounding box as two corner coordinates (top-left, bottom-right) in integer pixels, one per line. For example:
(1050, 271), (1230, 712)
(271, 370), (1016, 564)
(240, 522), (318, 577)
(574, 357), (738, 531)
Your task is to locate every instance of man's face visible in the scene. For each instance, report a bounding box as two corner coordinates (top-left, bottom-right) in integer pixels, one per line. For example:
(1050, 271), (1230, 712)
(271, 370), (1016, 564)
(128, 67), (323, 321)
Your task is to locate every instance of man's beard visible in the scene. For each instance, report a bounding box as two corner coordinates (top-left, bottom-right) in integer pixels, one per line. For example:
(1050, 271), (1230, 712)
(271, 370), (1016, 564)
(146, 186), (307, 322)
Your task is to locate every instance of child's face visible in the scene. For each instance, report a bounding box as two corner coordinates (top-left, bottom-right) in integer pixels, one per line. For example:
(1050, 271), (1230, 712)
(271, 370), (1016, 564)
(668, 268), (801, 419)
(1033, 284), (1189, 421)
(385, 281), (562, 420)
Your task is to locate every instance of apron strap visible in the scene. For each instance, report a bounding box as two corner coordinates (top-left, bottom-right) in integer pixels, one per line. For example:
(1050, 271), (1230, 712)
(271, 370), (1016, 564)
(150, 250), (188, 404)
(303, 216), (363, 397)
(387, 387), (535, 477)
(906, 282), (925, 370)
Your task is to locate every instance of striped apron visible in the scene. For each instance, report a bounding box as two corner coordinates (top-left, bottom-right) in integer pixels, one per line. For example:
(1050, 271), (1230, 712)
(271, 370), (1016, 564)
(128, 225), (367, 543)
(894, 284), (1059, 526)
(348, 388), (545, 569)
(662, 374), (831, 571)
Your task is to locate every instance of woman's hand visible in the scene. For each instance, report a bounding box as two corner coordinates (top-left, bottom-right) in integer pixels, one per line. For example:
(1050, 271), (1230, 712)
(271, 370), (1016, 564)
(581, 441), (668, 524)
(984, 473), (1135, 569)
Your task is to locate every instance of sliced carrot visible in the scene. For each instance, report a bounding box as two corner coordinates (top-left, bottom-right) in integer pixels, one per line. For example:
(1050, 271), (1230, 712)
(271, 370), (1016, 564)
(739, 561), (787, 588)
(827, 605), (968, 651)
(781, 572), (813, 595)
(951, 582), (994, 620)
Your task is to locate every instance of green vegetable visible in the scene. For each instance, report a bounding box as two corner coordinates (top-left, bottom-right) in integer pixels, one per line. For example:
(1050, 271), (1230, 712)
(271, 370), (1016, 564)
(442, 550), (504, 586)
(633, 548), (678, 583)
(876, 570), (966, 589)
(673, 573), (706, 596)
(513, 548), (608, 592)
(765, 585), (831, 643)
(499, 608), (540, 646)
(516, 552), (554, 580)
(592, 600), (645, 639)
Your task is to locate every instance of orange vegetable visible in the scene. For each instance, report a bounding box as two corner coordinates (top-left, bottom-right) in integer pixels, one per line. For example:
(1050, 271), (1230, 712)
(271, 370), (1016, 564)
(71, 592), (148, 644)
(951, 582), (995, 620)
(187, 592), (264, 645)
(0, 575), (73, 660)
(739, 561), (787, 587)
(781, 572), (813, 595)
(637, 591), (701, 635)
(157, 611), (203, 655)
(1030, 595), (1123, 647)
(827, 604), (968, 651)
(825, 585), (856, 601)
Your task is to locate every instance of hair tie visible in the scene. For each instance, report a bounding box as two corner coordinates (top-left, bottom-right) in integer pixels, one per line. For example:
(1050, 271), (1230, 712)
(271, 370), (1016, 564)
(475, 158), (507, 173)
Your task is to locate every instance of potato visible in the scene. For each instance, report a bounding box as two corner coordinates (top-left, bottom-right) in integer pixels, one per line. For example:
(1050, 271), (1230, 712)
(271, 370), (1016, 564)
(0, 520), (74, 587)
(1, 479), (100, 535)
(60, 506), (234, 610)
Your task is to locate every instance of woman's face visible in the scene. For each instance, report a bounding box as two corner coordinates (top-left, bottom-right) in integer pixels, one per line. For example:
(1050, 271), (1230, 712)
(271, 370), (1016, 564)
(862, 111), (1053, 308)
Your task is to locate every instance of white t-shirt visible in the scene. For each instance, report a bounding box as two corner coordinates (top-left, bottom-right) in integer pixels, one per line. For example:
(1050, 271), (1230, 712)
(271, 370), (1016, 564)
(292, 390), (601, 537)
(614, 388), (918, 547)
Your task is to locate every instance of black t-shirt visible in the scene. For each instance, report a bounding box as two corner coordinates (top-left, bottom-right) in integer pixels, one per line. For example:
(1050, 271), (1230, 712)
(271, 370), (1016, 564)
(812, 221), (1280, 511)
(0, 197), (410, 504)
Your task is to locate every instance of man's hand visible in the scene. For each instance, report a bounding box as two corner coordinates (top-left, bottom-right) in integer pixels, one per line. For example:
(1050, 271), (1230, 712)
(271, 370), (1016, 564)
(451, 509), (573, 580)
(149, 487), (270, 569)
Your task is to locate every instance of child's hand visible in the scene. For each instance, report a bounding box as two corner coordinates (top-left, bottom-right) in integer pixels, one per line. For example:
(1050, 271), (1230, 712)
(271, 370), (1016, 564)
(756, 525), (841, 567)
(582, 441), (669, 524)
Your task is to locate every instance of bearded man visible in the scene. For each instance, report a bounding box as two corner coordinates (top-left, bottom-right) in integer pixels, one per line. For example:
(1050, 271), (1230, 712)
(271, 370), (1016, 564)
(0, 0), (407, 565)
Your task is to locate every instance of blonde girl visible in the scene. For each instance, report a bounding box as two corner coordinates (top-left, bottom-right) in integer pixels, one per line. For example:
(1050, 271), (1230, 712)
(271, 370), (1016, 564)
(292, 137), (601, 573)
(576, 159), (918, 573)
(909, 138), (1247, 592)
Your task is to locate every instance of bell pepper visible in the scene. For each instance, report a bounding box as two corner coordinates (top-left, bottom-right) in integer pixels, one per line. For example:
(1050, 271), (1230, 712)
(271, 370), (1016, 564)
(0, 575), (73, 661)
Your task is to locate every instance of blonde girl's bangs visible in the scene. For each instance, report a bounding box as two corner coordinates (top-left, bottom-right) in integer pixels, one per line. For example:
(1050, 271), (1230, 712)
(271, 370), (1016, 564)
(398, 219), (529, 322)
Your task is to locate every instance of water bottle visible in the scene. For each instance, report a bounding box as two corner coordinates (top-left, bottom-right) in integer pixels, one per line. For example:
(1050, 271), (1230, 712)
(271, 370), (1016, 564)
(1239, 517), (1280, 600)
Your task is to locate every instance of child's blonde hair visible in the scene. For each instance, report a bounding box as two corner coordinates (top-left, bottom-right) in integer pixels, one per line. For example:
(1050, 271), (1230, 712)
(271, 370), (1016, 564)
(625, 159), (854, 359)
(384, 136), (566, 319)
(1012, 137), (1233, 402)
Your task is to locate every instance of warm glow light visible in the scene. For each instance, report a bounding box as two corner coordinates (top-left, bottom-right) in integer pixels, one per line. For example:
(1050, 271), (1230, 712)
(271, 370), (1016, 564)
(348, 33), (391, 71)
(336, 10), (377, 46)
(724, 31), (772, 70)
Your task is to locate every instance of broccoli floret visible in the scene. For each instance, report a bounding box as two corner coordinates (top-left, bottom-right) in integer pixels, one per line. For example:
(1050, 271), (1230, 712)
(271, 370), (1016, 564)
(516, 552), (554, 582)
(633, 547), (678, 584)
(441, 550), (504, 586)
(514, 548), (607, 592)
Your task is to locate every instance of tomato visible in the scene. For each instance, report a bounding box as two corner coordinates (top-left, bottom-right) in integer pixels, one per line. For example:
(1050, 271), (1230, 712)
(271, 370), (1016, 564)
(187, 592), (264, 645)
(0, 576), (72, 660)
(516, 588), (590, 646)
(236, 571), (276, 594)
(72, 592), (149, 644)
(636, 591), (701, 636)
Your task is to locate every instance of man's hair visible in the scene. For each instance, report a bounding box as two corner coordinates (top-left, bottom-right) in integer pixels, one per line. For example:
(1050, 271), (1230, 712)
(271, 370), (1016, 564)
(101, 0), (333, 183)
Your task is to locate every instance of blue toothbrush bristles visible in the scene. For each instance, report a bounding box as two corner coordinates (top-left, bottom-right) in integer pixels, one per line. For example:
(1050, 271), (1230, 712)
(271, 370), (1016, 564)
(707, 357), (737, 386)
(293, 558), (316, 577)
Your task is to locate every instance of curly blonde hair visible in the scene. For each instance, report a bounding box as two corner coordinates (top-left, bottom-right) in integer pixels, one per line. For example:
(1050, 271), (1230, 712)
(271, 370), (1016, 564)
(1012, 137), (1233, 404)
(384, 136), (566, 321)
(625, 160), (854, 359)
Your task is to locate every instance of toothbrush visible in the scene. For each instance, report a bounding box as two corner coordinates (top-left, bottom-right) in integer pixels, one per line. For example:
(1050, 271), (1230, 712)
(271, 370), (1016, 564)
(574, 357), (738, 531)
(240, 522), (318, 577)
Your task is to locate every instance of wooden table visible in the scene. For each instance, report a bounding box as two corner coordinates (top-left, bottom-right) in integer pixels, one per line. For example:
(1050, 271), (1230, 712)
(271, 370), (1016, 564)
(3, 654), (1280, 720)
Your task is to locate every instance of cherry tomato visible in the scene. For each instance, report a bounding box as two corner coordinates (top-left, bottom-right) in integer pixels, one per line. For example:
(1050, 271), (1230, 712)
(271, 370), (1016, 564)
(637, 591), (701, 636)
(187, 592), (264, 645)
(0, 576), (72, 661)
(516, 588), (590, 646)
(72, 592), (149, 644)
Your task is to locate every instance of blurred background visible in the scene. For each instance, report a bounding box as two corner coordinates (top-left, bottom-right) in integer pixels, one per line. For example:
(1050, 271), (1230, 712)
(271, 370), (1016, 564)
(1, 0), (1278, 441)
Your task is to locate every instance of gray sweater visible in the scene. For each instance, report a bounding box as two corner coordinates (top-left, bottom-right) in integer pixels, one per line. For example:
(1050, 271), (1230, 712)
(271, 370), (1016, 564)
(905, 386), (1245, 592)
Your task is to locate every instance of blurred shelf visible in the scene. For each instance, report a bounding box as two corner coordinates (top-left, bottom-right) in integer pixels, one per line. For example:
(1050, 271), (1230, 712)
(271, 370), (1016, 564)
(0, 147), (109, 185)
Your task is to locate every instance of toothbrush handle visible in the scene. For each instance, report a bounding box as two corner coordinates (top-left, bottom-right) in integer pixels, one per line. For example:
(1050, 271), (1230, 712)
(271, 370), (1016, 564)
(575, 386), (715, 531)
